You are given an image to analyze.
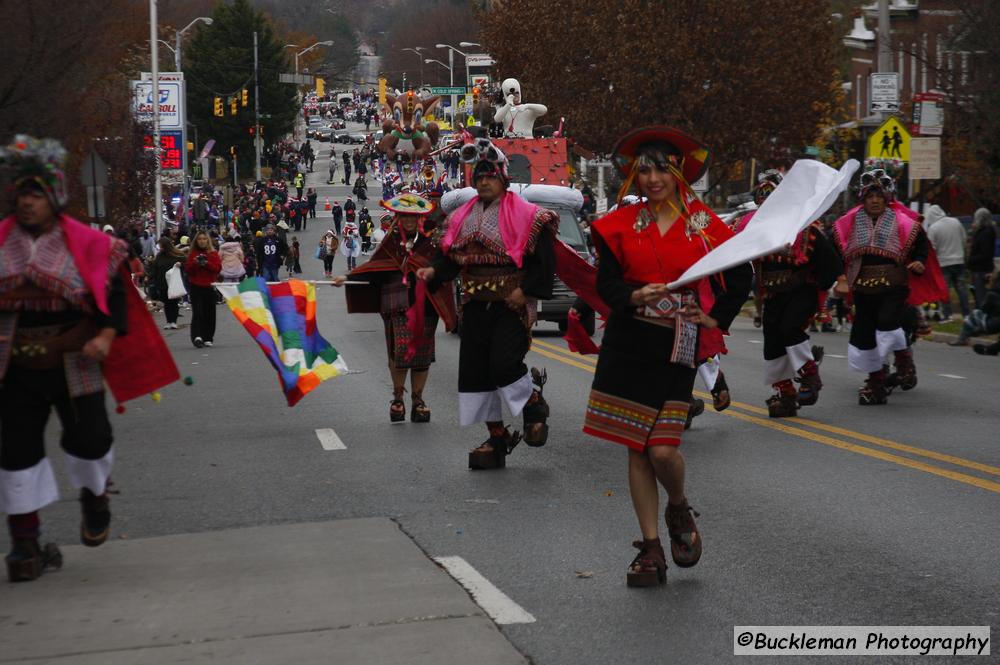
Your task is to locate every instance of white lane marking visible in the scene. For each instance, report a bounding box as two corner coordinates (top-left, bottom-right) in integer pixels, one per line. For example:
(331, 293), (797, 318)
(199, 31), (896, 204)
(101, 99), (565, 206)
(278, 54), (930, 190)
(826, 353), (847, 358)
(938, 374), (965, 379)
(433, 556), (536, 624)
(315, 428), (347, 450)
(747, 339), (762, 344)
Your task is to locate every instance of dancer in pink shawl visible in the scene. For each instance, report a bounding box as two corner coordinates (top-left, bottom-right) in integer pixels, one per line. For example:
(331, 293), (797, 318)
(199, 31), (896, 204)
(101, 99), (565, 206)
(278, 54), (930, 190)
(416, 139), (558, 469)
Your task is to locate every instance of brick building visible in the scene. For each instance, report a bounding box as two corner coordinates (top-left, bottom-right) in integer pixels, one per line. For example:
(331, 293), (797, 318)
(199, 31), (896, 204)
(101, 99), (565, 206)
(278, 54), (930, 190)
(843, 0), (969, 122)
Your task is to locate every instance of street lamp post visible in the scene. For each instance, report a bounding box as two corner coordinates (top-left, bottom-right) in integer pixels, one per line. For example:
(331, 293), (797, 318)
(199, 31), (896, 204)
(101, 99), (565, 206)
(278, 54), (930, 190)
(173, 16), (211, 221)
(458, 41), (480, 90)
(174, 16), (213, 72)
(424, 58), (453, 125)
(436, 43), (471, 125)
(296, 41), (334, 78)
(402, 47), (425, 87)
(293, 41), (334, 142)
(149, 0), (161, 236)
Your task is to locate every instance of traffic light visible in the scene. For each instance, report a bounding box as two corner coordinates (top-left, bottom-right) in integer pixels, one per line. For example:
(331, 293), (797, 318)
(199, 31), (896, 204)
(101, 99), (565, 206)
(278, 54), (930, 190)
(241, 89), (248, 107)
(230, 146), (236, 157)
(213, 97), (223, 117)
(472, 87), (480, 107)
(249, 126), (255, 137)
(229, 96), (238, 116)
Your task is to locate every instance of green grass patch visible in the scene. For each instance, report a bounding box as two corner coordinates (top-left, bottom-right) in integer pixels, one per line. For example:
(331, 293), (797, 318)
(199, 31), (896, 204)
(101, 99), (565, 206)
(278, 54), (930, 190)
(931, 319), (962, 335)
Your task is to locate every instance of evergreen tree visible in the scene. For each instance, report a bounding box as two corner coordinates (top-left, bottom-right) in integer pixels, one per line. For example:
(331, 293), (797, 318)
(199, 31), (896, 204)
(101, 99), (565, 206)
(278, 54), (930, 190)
(183, 0), (298, 176)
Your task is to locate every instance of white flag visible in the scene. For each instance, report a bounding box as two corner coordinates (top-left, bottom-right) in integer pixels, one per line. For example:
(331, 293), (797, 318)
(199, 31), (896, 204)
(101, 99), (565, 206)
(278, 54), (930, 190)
(667, 159), (859, 289)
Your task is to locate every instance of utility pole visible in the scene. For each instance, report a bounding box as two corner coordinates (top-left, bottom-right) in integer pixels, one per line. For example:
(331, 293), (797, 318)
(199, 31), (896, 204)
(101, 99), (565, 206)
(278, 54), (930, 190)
(254, 31), (262, 182)
(447, 48), (455, 128)
(149, 0), (162, 236)
(877, 0), (892, 73)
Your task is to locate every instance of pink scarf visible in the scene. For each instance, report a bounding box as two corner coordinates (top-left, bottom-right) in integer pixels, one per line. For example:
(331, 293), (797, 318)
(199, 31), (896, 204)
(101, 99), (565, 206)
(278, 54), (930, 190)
(440, 191), (540, 268)
(0, 214), (115, 314)
(0, 214), (180, 405)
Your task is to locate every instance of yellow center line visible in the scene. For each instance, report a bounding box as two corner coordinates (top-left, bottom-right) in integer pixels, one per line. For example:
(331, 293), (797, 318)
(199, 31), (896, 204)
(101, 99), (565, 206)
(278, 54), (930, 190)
(529, 338), (1000, 494)
(532, 338), (1000, 477)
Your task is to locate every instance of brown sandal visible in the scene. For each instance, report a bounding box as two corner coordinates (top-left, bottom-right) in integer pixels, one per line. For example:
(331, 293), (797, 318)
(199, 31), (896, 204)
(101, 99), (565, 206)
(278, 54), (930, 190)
(665, 501), (702, 568)
(390, 387), (406, 423)
(710, 372), (731, 412)
(626, 538), (667, 587)
(411, 391), (430, 423)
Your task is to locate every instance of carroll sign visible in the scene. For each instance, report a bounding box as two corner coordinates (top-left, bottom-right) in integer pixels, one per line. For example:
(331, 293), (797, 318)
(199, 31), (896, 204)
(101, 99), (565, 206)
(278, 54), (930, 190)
(131, 80), (185, 130)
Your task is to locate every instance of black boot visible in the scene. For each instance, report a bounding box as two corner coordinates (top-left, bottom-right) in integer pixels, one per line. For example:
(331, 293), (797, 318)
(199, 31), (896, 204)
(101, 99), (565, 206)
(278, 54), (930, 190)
(894, 349), (917, 390)
(973, 342), (1000, 356)
(859, 371), (889, 405)
(6, 513), (62, 582)
(795, 361), (823, 407)
(767, 380), (798, 417)
(80, 488), (111, 547)
(522, 368), (549, 446)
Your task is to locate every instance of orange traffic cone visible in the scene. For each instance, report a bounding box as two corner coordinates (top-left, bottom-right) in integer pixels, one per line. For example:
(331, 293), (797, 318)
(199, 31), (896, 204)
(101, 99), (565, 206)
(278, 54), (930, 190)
(324, 197), (331, 211)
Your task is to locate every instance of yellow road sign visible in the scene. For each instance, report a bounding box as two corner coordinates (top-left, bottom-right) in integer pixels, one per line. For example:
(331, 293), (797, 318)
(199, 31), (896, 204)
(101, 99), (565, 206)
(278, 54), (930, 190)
(378, 78), (387, 106)
(867, 116), (911, 162)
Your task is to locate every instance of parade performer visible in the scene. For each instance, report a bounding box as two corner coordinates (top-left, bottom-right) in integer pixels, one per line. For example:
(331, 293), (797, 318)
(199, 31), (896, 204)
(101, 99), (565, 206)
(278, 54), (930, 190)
(582, 127), (751, 587)
(832, 170), (938, 405)
(334, 193), (457, 422)
(416, 139), (557, 469)
(744, 171), (845, 417)
(833, 168), (946, 393)
(0, 135), (178, 581)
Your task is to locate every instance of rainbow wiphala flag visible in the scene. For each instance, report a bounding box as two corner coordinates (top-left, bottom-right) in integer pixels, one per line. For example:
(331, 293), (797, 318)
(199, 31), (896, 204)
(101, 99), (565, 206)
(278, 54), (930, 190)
(217, 278), (348, 405)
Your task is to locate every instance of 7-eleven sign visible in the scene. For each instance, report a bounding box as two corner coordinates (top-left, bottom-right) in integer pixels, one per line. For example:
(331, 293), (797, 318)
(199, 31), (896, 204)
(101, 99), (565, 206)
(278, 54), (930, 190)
(469, 75), (490, 88)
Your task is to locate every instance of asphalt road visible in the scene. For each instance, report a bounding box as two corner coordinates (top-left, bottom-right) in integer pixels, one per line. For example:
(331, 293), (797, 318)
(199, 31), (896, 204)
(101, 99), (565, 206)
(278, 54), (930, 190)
(8, 140), (999, 664)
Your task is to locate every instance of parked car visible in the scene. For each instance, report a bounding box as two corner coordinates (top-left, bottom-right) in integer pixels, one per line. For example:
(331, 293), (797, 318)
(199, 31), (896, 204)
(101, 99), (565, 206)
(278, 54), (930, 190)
(440, 184), (594, 334)
(333, 131), (352, 144)
(347, 132), (367, 144)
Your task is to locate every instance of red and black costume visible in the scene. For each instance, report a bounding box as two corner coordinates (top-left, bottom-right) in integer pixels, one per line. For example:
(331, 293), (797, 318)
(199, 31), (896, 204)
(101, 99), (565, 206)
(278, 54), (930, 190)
(581, 126), (751, 588)
(584, 199), (751, 448)
(428, 141), (557, 468)
(832, 175), (942, 404)
(345, 194), (457, 421)
(0, 135), (178, 582)
(755, 222), (843, 416)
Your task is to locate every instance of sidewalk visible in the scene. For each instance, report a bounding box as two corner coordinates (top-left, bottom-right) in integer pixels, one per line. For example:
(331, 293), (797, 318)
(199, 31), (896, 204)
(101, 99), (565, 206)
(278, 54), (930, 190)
(0, 519), (528, 665)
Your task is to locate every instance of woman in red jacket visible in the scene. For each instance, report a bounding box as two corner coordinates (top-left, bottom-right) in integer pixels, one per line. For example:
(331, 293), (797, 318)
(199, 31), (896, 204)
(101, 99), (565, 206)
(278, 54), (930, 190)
(583, 127), (752, 587)
(184, 231), (222, 348)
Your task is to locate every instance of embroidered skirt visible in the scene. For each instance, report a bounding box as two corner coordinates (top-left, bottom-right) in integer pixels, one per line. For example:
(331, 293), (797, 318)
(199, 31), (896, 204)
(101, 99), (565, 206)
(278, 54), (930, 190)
(583, 313), (697, 450)
(381, 306), (438, 370)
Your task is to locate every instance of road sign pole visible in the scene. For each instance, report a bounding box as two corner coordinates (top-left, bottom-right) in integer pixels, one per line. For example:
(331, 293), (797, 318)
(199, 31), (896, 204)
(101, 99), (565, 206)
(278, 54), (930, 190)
(254, 31), (261, 183)
(149, 0), (162, 236)
(448, 49), (456, 129)
(90, 152), (99, 225)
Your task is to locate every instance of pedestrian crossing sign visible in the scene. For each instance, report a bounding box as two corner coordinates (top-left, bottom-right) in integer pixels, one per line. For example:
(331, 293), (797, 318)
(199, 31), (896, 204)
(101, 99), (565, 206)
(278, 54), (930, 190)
(866, 116), (911, 162)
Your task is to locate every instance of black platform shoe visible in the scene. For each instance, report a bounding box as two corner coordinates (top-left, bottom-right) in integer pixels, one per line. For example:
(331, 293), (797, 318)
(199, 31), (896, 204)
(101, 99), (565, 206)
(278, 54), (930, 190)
(468, 429), (522, 470)
(6, 539), (62, 582)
